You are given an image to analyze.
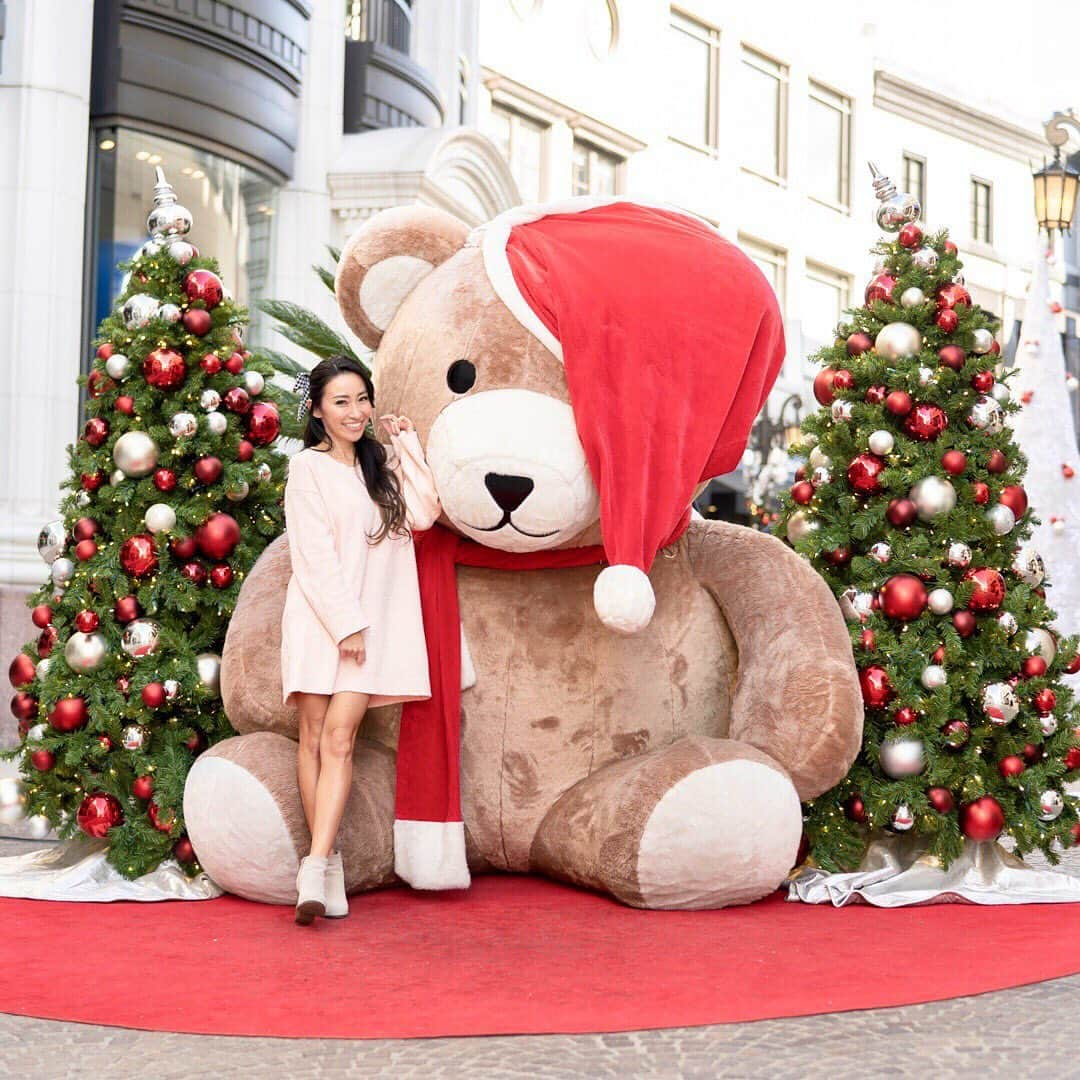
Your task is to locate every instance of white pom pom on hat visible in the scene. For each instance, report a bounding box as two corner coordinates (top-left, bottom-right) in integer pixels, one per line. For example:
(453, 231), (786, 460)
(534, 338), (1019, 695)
(593, 564), (656, 635)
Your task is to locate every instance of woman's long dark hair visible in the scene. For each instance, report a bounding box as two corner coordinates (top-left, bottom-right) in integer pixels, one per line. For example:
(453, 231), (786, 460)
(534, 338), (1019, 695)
(302, 356), (409, 543)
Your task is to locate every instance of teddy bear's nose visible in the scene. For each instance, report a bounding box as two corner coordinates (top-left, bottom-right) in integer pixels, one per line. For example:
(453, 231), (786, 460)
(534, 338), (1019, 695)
(484, 472), (534, 513)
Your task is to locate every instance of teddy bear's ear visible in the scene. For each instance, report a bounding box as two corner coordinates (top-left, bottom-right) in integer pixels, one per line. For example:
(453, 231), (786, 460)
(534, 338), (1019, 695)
(335, 206), (470, 350)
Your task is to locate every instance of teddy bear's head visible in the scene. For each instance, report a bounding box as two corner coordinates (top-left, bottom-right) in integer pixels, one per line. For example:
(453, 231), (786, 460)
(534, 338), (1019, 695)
(334, 199), (784, 633)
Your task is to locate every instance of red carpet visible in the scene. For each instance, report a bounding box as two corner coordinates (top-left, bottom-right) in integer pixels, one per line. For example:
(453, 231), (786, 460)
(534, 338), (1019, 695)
(3, 876), (1080, 1038)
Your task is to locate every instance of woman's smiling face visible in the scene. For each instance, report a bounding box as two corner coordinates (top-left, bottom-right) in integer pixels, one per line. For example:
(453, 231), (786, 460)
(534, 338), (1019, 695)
(313, 372), (372, 446)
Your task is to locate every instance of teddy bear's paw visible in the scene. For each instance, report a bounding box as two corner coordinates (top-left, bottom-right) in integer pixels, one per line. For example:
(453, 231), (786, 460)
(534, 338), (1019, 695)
(531, 735), (801, 910)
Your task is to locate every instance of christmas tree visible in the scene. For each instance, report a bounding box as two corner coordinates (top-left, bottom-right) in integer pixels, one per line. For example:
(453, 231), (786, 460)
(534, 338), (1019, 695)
(4, 169), (287, 879)
(779, 163), (1080, 873)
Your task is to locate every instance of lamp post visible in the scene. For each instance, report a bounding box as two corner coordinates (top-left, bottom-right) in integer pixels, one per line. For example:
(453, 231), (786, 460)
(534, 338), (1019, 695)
(1033, 111), (1080, 236)
(744, 392), (803, 528)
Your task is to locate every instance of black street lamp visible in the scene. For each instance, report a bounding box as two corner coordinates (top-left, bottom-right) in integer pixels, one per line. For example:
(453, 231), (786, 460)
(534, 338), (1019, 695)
(1033, 111), (1080, 236)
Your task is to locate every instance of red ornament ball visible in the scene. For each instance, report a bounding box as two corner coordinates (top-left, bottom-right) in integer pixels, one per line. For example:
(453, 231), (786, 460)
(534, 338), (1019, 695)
(170, 535), (198, 560)
(81, 471), (106, 492)
(148, 801), (176, 833)
(813, 369), (837, 406)
(236, 440), (255, 462)
(116, 675), (131, 696)
(181, 308), (213, 336)
(998, 755), (1026, 778)
(73, 518), (99, 542)
(822, 547), (852, 567)
(1034, 688), (1057, 715)
(1066, 654), (1080, 675)
(1024, 743), (1045, 765)
(898, 223), (923, 249)
(31, 604), (53, 629)
(881, 574), (928, 621)
(153, 468), (178, 492)
(859, 665), (895, 709)
(196, 512), (241, 560)
(77, 792), (124, 838)
(132, 775), (154, 800)
(1022, 656), (1048, 679)
(938, 345), (967, 371)
(30, 749), (55, 772)
(944, 240), (958, 255)
(223, 386), (251, 415)
(143, 347), (187, 391)
(963, 567), (1006, 611)
(937, 283), (972, 310)
(941, 450), (967, 475)
(844, 795), (868, 823)
(999, 485), (1028, 518)
(791, 481), (814, 505)
(894, 706), (918, 726)
(83, 418), (109, 448)
(194, 456), (223, 485)
(201, 353), (222, 374)
(903, 403), (949, 441)
(87, 370), (116, 399)
(935, 308), (959, 333)
(860, 628), (876, 651)
(886, 498), (918, 527)
(971, 482), (990, 505)
(971, 370), (994, 393)
(951, 611), (976, 639)
(49, 695), (89, 732)
(865, 273), (897, 305)
(98, 734), (112, 751)
(120, 534), (158, 577)
(246, 401), (281, 446)
(885, 390), (913, 417)
(846, 332), (873, 356)
(75, 539), (98, 562)
(184, 728), (207, 753)
(210, 564), (234, 589)
(9, 653), (36, 689)
(847, 453), (886, 495)
(114, 595), (140, 623)
(927, 787), (955, 814)
(141, 682), (166, 709)
(37, 625), (58, 658)
(942, 718), (971, 750)
(832, 369), (855, 391)
(959, 796), (1005, 842)
(987, 450), (1009, 474)
(11, 691), (38, 720)
(74, 610), (100, 633)
(96, 343), (114, 360)
(183, 269), (224, 309)
(173, 837), (196, 864)
(865, 385), (887, 404)
(115, 395), (135, 415)
(931, 644), (946, 665)
(225, 352), (245, 375)
(181, 561), (208, 586)
(1065, 747), (1080, 771)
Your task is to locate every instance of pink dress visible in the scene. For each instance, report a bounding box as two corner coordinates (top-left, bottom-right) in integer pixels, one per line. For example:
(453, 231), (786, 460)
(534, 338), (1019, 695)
(280, 429), (440, 708)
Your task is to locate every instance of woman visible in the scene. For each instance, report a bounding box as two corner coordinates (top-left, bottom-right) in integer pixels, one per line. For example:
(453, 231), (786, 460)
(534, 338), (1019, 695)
(280, 355), (440, 925)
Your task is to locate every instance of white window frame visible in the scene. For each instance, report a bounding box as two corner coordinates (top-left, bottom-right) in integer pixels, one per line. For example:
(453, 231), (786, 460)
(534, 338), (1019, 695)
(739, 46), (789, 185)
(668, 7), (720, 154)
(902, 152), (926, 221)
(739, 234), (787, 312)
(488, 102), (550, 203)
(803, 260), (852, 350)
(807, 80), (852, 212)
(971, 176), (993, 245)
(571, 137), (624, 196)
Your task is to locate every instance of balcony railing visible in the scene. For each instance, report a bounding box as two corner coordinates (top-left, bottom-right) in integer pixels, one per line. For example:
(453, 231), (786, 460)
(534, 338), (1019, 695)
(345, 0), (412, 55)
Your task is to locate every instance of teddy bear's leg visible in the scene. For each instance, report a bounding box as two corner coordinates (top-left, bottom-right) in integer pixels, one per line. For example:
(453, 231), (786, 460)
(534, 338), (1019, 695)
(530, 735), (802, 910)
(183, 730), (396, 904)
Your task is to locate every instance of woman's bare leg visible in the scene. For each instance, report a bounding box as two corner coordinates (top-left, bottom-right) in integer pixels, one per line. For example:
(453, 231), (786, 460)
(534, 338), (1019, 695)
(309, 691), (370, 858)
(294, 692), (331, 837)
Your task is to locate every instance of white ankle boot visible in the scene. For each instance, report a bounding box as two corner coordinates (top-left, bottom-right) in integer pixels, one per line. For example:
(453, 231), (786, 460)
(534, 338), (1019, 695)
(324, 851), (349, 918)
(295, 854), (327, 925)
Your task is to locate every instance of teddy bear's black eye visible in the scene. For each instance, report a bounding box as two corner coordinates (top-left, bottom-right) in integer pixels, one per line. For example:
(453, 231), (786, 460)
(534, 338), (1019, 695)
(447, 359), (476, 394)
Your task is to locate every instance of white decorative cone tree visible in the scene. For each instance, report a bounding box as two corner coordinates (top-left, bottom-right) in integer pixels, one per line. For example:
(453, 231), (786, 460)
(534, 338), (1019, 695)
(1008, 245), (1080, 637)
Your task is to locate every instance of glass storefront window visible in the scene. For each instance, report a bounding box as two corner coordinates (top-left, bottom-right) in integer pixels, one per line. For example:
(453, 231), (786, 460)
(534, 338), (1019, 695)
(87, 128), (279, 368)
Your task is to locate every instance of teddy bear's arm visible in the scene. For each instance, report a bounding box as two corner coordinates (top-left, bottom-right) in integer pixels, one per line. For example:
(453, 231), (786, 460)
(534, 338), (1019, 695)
(686, 519), (863, 800)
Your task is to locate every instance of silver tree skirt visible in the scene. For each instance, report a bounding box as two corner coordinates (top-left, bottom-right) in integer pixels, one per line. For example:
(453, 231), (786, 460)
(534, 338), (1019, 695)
(788, 832), (1080, 907)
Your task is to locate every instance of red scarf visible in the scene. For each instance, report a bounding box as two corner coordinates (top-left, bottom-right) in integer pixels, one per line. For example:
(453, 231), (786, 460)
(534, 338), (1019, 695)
(393, 513), (690, 889)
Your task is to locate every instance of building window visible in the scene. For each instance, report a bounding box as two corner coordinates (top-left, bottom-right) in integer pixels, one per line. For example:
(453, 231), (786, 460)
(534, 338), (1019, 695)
(803, 262), (851, 355)
(807, 81), (851, 209)
(87, 127), (278, 363)
(668, 9), (719, 150)
(572, 139), (621, 196)
(345, 0), (413, 54)
(903, 152), (926, 219)
(740, 47), (787, 182)
(487, 103), (547, 203)
(971, 178), (993, 244)
(740, 236), (787, 311)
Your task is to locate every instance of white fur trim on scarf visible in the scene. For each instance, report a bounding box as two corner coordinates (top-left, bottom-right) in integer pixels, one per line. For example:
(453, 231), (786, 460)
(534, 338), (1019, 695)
(593, 563), (655, 634)
(393, 820), (471, 890)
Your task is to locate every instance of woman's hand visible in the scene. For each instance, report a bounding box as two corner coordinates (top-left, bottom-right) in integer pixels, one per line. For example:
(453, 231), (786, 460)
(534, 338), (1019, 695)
(379, 414), (414, 437)
(338, 630), (366, 665)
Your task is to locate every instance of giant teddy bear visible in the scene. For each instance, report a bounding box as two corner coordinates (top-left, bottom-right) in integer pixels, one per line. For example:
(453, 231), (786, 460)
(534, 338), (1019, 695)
(183, 197), (863, 909)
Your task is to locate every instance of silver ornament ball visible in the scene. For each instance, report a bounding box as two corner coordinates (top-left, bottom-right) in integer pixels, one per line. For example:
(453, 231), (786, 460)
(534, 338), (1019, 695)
(986, 503), (1016, 536)
(256, 462), (272, 483)
(167, 240), (196, 265)
(891, 803), (915, 832)
(1038, 790), (1064, 822)
(947, 541), (973, 568)
(921, 664), (948, 690)
(997, 611), (1019, 636)
(113, 430), (159, 477)
(26, 723), (48, 742)
(122, 294), (160, 330)
(868, 430), (895, 456)
(1025, 627), (1057, 664)
(163, 679), (181, 700)
(197, 652), (222, 697)
(880, 737), (926, 778)
(909, 476), (957, 521)
(75, 491), (91, 508)
(64, 631), (108, 673)
(200, 389), (221, 412)
(0, 778), (28, 826)
(786, 510), (818, 543)
(991, 382), (1011, 405)
(875, 322), (922, 361)
(1012, 548), (1045, 587)
(37, 521), (67, 564)
(205, 411), (228, 436)
(225, 480), (250, 502)
(105, 353), (131, 380)
(169, 412), (198, 439)
(900, 286), (926, 309)
(110, 469), (126, 487)
(967, 395), (1004, 434)
(831, 400), (854, 422)
(912, 246), (938, 271)
(146, 202), (193, 240)
(145, 503), (177, 534)
(50, 557), (75, 586)
(159, 303), (182, 324)
(122, 724), (149, 752)
(121, 618), (161, 659)
(869, 541), (892, 564)
(839, 588), (875, 624)
(243, 371), (265, 396)
(982, 682), (1019, 725)
(35, 657), (51, 680)
(1040, 714), (1059, 737)
(809, 446), (831, 470)
(972, 329), (995, 355)
(928, 588), (954, 615)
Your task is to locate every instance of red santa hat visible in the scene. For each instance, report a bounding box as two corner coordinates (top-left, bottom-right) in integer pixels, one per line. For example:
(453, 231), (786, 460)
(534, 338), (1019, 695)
(473, 197), (786, 633)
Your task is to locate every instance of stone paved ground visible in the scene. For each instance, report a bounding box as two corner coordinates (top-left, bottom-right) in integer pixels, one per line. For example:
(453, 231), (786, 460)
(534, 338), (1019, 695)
(2, 837), (1080, 1079)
